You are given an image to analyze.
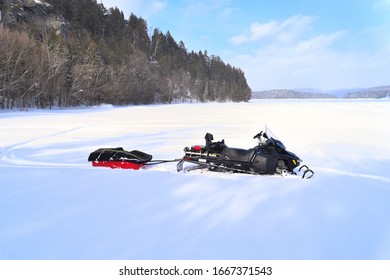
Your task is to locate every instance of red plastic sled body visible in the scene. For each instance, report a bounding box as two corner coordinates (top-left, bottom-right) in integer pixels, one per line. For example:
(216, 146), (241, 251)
(91, 160), (144, 170)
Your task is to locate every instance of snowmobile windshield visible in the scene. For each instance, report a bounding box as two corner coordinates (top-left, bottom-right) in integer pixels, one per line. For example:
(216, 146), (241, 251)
(264, 126), (286, 150)
(265, 126), (279, 141)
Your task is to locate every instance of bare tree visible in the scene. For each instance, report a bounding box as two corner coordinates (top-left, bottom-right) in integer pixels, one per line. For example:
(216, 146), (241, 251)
(0, 26), (35, 109)
(32, 29), (68, 108)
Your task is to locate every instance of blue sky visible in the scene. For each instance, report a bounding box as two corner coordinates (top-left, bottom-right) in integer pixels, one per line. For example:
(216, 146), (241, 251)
(100, 0), (390, 91)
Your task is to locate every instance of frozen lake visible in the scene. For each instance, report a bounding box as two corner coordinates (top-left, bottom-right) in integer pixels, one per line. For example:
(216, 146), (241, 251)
(1, 99), (389, 259)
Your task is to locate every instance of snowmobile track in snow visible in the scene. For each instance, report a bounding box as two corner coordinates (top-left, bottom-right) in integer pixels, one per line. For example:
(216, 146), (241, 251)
(0, 126), (91, 169)
(315, 167), (390, 183)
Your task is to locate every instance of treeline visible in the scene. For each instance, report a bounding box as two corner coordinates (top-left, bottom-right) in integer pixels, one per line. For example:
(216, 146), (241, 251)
(344, 86), (390, 99)
(252, 89), (336, 99)
(0, 0), (251, 109)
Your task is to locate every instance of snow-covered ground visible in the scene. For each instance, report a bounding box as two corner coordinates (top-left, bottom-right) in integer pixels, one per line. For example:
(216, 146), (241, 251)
(1, 99), (389, 260)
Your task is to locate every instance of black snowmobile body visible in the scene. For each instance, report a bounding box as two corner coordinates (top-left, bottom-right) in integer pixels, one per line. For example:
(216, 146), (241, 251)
(177, 129), (314, 178)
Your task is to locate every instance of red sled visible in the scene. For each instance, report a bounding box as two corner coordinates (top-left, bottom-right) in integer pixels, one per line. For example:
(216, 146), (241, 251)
(88, 148), (152, 170)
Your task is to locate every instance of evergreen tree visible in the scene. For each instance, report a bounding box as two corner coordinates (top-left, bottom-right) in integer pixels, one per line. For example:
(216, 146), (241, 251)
(0, 0), (251, 109)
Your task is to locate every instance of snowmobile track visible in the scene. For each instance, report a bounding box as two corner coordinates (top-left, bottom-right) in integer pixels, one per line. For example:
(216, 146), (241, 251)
(0, 126), (91, 169)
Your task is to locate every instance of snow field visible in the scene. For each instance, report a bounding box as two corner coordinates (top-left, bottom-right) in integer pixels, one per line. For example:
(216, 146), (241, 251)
(0, 99), (389, 259)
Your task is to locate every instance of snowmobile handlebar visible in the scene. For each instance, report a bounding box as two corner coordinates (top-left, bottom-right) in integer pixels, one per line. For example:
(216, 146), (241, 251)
(253, 131), (268, 140)
(253, 131), (262, 139)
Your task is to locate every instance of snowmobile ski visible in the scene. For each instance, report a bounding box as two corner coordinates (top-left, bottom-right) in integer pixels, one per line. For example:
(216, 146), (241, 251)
(299, 165), (315, 179)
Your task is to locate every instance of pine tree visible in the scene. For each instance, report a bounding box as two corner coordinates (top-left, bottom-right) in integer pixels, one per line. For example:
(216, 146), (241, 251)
(0, 0), (252, 109)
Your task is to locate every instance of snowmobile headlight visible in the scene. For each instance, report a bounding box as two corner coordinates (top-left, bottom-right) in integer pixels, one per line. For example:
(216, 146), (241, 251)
(293, 159), (301, 166)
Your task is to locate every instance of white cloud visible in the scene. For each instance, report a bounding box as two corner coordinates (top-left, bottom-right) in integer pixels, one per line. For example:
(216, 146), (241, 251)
(374, 0), (390, 9)
(229, 42), (390, 90)
(230, 15), (314, 45)
(149, 1), (167, 15)
(227, 14), (390, 90)
(100, 0), (166, 18)
(250, 21), (278, 40)
(183, 0), (232, 18)
(295, 31), (345, 53)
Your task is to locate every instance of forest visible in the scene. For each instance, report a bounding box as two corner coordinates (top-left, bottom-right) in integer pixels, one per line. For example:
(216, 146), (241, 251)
(0, 0), (251, 109)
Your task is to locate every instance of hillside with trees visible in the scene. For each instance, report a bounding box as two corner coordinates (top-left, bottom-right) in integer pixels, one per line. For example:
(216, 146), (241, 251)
(252, 86), (390, 99)
(0, 0), (251, 109)
(252, 89), (336, 99)
(344, 86), (390, 99)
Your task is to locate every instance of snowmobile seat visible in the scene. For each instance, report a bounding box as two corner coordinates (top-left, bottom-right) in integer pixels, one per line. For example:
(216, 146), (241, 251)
(207, 140), (227, 153)
(221, 148), (256, 162)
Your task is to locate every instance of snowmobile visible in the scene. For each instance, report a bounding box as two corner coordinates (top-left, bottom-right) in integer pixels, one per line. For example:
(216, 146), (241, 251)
(177, 128), (314, 179)
(88, 127), (314, 179)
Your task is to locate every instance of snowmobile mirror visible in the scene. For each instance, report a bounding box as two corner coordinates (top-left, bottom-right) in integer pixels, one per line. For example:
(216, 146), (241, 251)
(253, 131), (263, 139)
